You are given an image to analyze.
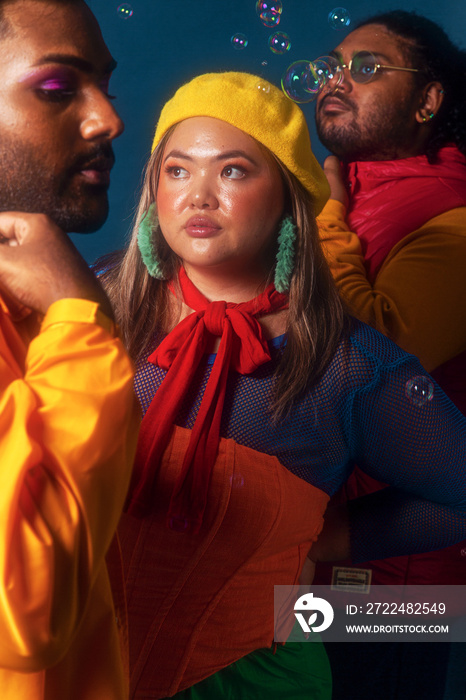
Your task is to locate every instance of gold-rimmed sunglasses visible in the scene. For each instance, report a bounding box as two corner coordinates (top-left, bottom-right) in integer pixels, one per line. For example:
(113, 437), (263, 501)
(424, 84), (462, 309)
(320, 50), (421, 84)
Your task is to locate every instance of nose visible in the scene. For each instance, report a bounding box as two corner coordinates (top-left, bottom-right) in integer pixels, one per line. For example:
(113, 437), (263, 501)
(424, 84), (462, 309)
(326, 65), (352, 93)
(80, 92), (124, 142)
(189, 174), (219, 209)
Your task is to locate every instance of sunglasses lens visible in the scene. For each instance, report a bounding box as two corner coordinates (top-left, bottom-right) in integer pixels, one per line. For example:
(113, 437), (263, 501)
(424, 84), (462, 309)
(351, 51), (376, 83)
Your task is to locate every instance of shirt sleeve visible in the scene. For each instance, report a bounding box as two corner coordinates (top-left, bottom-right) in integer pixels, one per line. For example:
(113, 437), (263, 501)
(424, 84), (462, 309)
(345, 352), (466, 563)
(318, 200), (466, 372)
(0, 298), (139, 671)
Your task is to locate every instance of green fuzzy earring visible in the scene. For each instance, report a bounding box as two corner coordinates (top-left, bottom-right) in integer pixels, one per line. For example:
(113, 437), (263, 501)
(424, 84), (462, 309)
(137, 203), (165, 279)
(274, 216), (296, 293)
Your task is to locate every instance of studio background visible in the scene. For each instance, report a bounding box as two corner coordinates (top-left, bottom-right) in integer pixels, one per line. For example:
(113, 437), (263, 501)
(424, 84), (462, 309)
(73, 0), (466, 262)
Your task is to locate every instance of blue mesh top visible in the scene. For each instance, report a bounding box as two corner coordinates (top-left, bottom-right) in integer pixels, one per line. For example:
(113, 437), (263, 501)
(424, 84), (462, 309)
(134, 320), (466, 563)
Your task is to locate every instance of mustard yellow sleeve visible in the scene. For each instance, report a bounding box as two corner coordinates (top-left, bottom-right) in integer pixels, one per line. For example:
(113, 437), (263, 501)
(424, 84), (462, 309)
(318, 201), (466, 371)
(0, 298), (139, 671)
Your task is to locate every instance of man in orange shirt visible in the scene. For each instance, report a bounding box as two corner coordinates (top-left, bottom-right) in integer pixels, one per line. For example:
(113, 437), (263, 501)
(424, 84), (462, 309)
(316, 10), (466, 700)
(0, 1), (138, 698)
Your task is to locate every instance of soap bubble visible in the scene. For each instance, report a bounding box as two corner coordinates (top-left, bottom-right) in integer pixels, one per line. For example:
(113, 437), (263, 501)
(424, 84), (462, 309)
(328, 7), (351, 31)
(405, 376), (434, 407)
(256, 82), (271, 93)
(281, 60), (322, 103)
(230, 474), (245, 488)
(117, 3), (133, 19)
(256, 0), (283, 16)
(313, 56), (342, 85)
(268, 31), (291, 54)
(259, 11), (281, 27)
(261, 60), (268, 66)
(231, 33), (248, 50)
(256, 0), (282, 27)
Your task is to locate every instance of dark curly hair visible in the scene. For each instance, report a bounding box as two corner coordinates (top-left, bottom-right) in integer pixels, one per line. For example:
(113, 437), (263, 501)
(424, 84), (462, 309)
(357, 10), (466, 161)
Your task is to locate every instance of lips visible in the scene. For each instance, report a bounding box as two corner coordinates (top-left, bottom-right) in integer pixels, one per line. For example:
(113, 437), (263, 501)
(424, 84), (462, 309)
(185, 216), (221, 237)
(318, 94), (353, 115)
(72, 147), (115, 187)
(79, 157), (114, 186)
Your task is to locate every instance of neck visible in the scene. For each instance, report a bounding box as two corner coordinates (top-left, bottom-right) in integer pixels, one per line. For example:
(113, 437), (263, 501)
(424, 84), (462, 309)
(182, 264), (271, 304)
(342, 133), (431, 165)
(172, 264), (288, 340)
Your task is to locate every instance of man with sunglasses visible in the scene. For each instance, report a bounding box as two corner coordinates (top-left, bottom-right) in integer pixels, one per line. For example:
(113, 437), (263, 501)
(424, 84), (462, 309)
(315, 10), (466, 700)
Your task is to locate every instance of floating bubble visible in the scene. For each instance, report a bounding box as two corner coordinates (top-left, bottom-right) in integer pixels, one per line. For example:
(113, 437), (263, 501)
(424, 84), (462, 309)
(259, 10), (281, 27)
(281, 60), (322, 103)
(256, 1), (282, 27)
(261, 60), (268, 66)
(268, 31), (291, 54)
(256, 0), (283, 16)
(405, 376), (434, 407)
(313, 56), (342, 84)
(256, 82), (271, 93)
(328, 7), (351, 31)
(230, 474), (245, 488)
(231, 33), (248, 50)
(117, 3), (133, 19)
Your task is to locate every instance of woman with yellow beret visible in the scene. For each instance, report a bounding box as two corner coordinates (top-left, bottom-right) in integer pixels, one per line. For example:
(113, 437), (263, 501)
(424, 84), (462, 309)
(99, 72), (466, 699)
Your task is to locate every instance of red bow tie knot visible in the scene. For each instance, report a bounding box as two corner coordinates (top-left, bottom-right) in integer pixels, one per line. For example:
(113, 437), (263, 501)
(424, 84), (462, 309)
(127, 267), (289, 531)
(203, 300), (227, 336)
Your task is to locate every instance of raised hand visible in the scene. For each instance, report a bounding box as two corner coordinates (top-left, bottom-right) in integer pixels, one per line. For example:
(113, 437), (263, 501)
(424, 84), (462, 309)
(0, 212), (113, 318)
(323, 156), (349, 209)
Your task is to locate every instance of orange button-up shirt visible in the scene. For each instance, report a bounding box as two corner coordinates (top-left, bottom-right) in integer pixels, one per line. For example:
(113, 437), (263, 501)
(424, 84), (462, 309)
(0, 294), (139, 699)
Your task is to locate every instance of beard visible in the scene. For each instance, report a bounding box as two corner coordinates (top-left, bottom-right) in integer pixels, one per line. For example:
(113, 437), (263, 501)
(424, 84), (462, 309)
(315, 91), (416, 162)
(0, 136), (113, 233)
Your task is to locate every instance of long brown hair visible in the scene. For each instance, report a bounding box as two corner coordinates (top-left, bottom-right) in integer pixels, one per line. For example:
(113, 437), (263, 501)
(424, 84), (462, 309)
(98, 127), (349, 421)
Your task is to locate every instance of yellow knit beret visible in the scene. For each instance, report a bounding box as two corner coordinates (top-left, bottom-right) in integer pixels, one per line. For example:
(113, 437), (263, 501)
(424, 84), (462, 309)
(152, 72), (330, 215)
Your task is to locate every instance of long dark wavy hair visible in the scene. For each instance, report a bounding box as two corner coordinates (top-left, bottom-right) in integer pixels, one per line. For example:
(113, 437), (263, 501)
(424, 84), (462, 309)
(97, 126), (350, 422)
(357, 10), (466, 162)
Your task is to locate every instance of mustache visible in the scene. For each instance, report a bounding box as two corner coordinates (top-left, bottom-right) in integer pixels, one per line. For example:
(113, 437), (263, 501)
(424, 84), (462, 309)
(71, 144), (115, 172)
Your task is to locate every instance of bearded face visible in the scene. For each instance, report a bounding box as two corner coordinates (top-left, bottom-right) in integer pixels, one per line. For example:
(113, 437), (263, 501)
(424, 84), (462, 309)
(0, 136), (114, 233)
(0, 0), (123, 233)
(315, 85), (418, 162)
(315, 25), (423, 162)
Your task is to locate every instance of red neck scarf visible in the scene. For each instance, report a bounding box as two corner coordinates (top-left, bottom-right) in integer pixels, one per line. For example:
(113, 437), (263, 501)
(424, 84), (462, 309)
(127, 267), (289, 530)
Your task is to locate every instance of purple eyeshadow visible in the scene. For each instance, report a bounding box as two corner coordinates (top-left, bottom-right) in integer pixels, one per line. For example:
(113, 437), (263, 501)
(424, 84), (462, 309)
(39, 78), (69, 90)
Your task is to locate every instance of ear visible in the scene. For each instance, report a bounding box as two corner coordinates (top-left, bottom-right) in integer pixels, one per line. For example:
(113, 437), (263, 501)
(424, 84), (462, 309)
(416, 81), (445, 124)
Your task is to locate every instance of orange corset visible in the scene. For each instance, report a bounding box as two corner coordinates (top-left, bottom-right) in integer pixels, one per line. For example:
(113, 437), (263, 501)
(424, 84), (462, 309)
(116, 425), (329, 698)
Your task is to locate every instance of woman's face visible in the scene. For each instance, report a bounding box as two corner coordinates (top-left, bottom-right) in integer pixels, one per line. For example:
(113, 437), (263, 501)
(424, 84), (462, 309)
(156, 116), (285, 282)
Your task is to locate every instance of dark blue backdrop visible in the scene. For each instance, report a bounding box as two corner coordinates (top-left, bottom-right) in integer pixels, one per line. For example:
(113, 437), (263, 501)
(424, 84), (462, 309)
(73, 0), (466, 262)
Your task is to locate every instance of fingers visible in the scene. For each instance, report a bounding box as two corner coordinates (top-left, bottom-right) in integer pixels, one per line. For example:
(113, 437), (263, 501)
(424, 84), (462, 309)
(0, 212), (24, 247)
(322, 156), (348, 207)
(0, 237), (19, 246)
(0, 212), (114, 318)
(0, 212), (61, 246)
(0, 212), (21, 243)
(0, 211), (31, 245)
(323, 155), (341, 173)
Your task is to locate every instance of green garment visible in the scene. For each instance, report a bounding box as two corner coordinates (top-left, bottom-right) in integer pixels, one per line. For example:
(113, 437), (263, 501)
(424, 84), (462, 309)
(164, 623), (332, 700)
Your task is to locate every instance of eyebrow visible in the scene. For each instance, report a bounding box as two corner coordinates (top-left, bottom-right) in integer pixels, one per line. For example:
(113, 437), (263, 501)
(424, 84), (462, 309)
(164, 148), (259, 166)
(34, 53), (117, 74)
(330, 49), (394, 64)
